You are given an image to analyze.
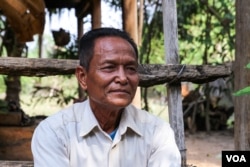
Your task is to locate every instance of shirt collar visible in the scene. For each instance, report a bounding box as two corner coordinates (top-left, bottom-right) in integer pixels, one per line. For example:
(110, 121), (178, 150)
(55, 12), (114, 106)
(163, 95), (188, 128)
(78, 99), (99, 137)
(119, 105), (143, 137)
(78, 100), (142, 137)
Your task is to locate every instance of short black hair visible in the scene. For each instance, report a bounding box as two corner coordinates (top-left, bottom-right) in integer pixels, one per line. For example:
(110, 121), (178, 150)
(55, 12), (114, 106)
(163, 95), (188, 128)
(79, 27), (138, 71)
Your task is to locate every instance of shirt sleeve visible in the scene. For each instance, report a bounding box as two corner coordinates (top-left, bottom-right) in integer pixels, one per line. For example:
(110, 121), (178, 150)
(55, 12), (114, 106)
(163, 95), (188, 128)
(148, 123), (181, 167)
(31, 120), (70, 167)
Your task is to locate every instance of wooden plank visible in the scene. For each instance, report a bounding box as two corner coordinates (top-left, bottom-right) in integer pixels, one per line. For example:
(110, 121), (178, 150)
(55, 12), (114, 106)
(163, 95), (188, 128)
(0, 57), (78, 76)
(138, 63), (232, 87)
(0, 161), (33, 167)
(0, 112), (22, 126)
(0, 57), (232, 87)
(162, 0), (186, 166)
(0, 126), (35, 161)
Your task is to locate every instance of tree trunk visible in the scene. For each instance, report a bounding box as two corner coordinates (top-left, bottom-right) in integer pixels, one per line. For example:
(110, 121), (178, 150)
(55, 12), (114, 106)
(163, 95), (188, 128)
(4, 76), (21, 106)
(3, 25), (25, 107)
(234, 0), (250, 150)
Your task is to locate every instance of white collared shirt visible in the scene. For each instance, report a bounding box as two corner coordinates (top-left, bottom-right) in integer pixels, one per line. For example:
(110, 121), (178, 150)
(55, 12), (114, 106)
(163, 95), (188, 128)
(31, 99), (181, 167)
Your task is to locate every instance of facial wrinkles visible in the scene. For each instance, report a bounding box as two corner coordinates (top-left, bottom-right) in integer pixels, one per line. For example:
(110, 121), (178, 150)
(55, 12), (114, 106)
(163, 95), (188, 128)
(97, 42), (136, 94)
(97, 37), (135, 58)
(93, 38), (137, 74)
(86, 37), (139, 111)
(97, 49), (135, 66)
(93, 41), (137, 83)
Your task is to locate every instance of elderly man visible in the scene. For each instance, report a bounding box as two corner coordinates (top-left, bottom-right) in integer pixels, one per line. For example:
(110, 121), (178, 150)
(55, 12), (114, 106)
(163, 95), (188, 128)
(31, 27), (181, 167)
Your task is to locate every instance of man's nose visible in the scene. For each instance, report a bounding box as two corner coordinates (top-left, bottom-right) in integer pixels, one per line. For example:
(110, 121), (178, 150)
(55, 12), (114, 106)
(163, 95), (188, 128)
(115, 67), (128, 84)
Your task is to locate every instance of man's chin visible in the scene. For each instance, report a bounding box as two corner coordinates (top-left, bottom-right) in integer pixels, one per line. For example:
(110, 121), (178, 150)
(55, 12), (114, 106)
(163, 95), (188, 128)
(110, 99), (132, 108)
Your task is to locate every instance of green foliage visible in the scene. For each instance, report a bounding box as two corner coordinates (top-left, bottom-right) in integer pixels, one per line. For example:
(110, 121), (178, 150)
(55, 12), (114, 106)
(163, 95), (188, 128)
(139, 0), (235, 65)
(177, 0), (235, 64)
(20, 77), (40, 94)
(234, 86), (250, 96)
(138, 0), (235, 110)
(29, 75), (78, 107)
(0, 15), (7, 57)
(246, 63), (250, 69)
(103, 0), (122, 11)
(139, 1), (164, 64)
(233, 63), (250, 96)
(0, 75), (6, 93)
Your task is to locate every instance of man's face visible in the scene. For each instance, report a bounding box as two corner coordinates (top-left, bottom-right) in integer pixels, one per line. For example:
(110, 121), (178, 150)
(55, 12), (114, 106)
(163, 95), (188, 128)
(77, 36), (139, 110)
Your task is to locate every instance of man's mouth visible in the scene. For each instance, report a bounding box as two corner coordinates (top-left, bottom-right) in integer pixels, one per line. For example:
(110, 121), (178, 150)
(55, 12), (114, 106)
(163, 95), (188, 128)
(110, 89), (130, 94)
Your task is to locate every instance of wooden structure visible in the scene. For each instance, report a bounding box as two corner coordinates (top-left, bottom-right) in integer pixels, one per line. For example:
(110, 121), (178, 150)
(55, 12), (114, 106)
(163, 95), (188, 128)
(0, 0), (97, 162)
(0, 125), (35, 161)
(0, 57), (232, 85)
(0, 160), (33, 166)
(0, 0), (45, 42)
(0, 0), (237, 166)
(0, 58), (232, 164)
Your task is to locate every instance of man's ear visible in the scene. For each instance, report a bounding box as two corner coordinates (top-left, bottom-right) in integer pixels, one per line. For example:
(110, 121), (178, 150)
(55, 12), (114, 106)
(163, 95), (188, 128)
(75, 66), (88, 90)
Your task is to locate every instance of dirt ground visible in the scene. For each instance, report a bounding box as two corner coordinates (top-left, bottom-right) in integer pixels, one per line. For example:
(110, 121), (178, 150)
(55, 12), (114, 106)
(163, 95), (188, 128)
(185, 129), (234, 167)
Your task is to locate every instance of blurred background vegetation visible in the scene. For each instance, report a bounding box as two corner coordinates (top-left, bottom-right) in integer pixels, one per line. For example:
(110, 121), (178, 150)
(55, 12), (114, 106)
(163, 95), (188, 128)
(0, 0), (235, 126)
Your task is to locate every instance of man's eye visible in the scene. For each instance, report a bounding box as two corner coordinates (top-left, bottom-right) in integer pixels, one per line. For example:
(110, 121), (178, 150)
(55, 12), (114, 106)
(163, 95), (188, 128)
(101, 66), (115, 71)
(127, 66), (137, 72)
(105, 66), (114, 69)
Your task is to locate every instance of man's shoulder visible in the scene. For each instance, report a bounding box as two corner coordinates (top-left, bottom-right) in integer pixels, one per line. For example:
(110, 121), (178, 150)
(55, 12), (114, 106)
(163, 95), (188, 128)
(127, 105), (164, 122)
(41, 100), (88, 130)
(124, 105), (173, 139)
(126, 104), (169, 126)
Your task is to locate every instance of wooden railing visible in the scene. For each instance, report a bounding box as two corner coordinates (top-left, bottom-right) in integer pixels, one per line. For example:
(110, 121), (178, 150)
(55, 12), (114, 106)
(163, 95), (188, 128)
(0, 57), (233, 87)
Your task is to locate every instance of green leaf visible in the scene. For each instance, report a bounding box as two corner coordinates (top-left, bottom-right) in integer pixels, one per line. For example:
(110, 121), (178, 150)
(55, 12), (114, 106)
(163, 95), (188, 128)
(245, 63), (250, 69)
(233, 86), (250, 96)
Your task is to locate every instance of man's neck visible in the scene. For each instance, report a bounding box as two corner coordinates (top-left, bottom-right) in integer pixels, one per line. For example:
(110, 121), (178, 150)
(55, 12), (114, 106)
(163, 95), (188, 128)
(91, 106), (124, 133)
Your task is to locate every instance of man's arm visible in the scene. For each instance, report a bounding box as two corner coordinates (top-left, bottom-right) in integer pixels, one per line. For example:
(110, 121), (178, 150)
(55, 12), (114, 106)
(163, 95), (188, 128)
(148, 123), (181, 167)
(31, 121), (70, 167)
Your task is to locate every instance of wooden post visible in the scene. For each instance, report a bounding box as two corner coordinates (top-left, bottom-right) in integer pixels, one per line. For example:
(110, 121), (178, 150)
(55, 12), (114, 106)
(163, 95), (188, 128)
(75, 0), (101, 100)
(122, 0), (141, 108)
(76, 9), (86, 100)
(234, 0), (250, 150)
(162, 0), (186, 166)
(91, 0), (101, 29)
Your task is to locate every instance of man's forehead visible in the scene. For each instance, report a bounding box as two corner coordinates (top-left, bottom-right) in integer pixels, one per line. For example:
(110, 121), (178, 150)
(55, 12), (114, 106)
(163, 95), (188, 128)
(94, 51), (138, 64)
(93, 37), (136, 55)
(95, 36), (127, 45)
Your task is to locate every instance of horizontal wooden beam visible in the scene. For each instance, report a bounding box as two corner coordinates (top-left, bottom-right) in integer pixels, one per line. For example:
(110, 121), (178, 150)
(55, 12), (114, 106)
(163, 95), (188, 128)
(0, 57), (78, 76)
(0, 57), (233, 87)
(138, 63), (232, 87)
